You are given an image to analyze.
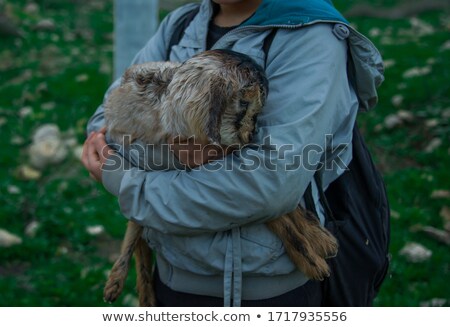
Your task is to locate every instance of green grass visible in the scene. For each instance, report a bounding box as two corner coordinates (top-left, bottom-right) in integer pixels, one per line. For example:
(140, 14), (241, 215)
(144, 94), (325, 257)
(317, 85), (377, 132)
(0, 0), (449, 306)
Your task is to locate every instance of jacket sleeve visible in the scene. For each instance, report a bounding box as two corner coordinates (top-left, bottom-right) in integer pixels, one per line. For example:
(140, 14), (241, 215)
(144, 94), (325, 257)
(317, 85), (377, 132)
(102, 24), (358, 235)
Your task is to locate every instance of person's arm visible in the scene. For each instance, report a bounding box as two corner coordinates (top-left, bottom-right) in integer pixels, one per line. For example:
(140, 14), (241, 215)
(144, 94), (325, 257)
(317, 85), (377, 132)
(100, 24), (357, 235)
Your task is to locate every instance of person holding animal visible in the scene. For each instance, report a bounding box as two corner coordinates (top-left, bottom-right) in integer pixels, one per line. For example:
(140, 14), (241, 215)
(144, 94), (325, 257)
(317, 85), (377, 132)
(100, 49), (338, 307)
(83, 0), (386, 307)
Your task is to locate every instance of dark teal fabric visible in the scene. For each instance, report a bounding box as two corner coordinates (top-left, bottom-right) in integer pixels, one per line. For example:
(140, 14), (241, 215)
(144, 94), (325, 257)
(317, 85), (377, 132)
(242, 0), (348, 27)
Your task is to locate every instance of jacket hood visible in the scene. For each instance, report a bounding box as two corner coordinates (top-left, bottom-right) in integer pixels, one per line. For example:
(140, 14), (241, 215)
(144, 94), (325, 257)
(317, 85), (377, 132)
(242, 0), (348, 27)
(237, 0), (383, 111)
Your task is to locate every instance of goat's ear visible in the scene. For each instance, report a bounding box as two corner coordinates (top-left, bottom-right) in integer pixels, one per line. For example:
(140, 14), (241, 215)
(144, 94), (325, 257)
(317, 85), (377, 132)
(122, 65), (159, 91)
(206, 78), (231, 144)
(134, 71), (156, 87)
(133, 64), (177, 96)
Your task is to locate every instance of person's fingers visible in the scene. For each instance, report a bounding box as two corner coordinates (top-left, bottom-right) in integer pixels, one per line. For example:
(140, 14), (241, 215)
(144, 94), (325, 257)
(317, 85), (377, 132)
(81, 131), (111, 182)
(87, 134), (102, 172)
(81, 132), (95, 168)
(99, 126), (107, 134)
(92, 133), (113, 165)
(93, 132), (106, 153)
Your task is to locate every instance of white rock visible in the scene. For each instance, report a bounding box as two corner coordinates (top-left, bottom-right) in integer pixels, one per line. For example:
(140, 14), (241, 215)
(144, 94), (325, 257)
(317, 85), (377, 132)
(86, 225), (105, 236)
(425, 119), (439, 128)
(391, 95), (404, 107)
(424, 138), (442, 153)
(29, 137), (68, 169)
(0, 229), (23, 247)
(11, 136), (25, 145)
(403, 66), (432, 79)
(409, 17), (435, 36)
(430, 190), (450, 200)
(399, 242), (432, 263)
(75, 74), (89, 82)
(374, 124), (383, 132)
(397, 110), (414, 122)
(29, 124), (69, 169)
(34, 19), (55, 31)
(369, 27), (381, 37)
(421, 173), (433, 182)
(24, 3), (39, 15)
(384, 114), (402, 129)
(41, 102), (56, 111)
(32, 124), (61, 143)
(440, 40), (450, 51)
(16, 164), (42, 180)
(390, 210), (400, 219)
(56, 246), (69, 255)
(19, 106), (33, 118)
(7, 185), (21, 194)
(25, 221), (40, 238)
(383, 59), (396, 69)
(440, 206), (450, 231)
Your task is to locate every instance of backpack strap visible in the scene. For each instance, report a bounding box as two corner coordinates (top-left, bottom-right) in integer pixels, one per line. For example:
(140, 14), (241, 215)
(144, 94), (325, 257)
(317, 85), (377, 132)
(166, 5), (201, 60)
(303, 182), (319, 217)
(314, 170), (337, 225)
(263, 28), (277, 68)
(303, 170), (337, 226)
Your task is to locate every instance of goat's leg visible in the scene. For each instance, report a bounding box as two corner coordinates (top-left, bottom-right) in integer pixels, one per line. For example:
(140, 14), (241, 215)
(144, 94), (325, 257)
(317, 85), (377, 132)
(266, 208), (338, 281)
(104, 221), (143, 303)
(135, 238), (156, 307)
(299, 209), (338, 259)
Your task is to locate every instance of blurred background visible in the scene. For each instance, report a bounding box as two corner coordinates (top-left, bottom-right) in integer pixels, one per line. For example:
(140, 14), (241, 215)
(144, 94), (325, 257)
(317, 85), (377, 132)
(0, 0), (449, 306)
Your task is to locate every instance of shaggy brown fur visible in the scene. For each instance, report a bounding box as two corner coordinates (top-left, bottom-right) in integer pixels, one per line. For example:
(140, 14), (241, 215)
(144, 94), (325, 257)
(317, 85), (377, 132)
(103, 49), (338, 306)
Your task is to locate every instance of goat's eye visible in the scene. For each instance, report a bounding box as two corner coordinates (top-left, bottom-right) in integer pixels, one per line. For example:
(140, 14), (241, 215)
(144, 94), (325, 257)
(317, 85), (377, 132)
(239, 100), (250, 109)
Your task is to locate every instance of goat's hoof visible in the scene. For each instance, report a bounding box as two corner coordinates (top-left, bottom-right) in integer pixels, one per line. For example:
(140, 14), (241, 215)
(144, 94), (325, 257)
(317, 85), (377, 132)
(103, 280), (124, 303)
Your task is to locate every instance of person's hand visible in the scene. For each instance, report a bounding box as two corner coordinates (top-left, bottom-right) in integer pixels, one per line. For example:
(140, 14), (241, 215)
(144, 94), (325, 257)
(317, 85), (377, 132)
(169, 137), (234, 169)
(81, 127), (113, 182)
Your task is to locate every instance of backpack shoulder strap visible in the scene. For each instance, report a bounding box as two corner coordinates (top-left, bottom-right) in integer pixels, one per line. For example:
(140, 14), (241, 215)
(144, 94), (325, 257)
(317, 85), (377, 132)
(166, 5), (201, 60)
(262, 28), (277, 67)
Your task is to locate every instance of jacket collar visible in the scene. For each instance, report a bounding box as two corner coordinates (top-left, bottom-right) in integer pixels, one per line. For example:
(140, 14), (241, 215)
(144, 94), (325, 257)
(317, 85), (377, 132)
(200, 0), (348, 27)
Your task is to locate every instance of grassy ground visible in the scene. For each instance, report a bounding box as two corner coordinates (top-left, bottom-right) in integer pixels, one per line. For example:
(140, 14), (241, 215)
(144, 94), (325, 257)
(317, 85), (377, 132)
(0, 0), (448, 306)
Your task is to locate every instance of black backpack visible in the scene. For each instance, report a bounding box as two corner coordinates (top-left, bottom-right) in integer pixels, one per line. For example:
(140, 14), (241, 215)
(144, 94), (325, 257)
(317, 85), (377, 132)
(166, 5), (391, 307)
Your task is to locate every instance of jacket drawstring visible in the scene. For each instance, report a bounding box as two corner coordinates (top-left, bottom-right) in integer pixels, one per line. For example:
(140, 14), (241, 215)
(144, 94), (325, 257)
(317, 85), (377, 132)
(223, 234), (233, 307)
(232, 227), (242, 307)
(223, 227), (242, 307)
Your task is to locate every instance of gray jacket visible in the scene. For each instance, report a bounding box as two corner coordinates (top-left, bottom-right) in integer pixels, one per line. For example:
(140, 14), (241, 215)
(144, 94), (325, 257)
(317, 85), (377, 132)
(87, 0), (384, 307)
